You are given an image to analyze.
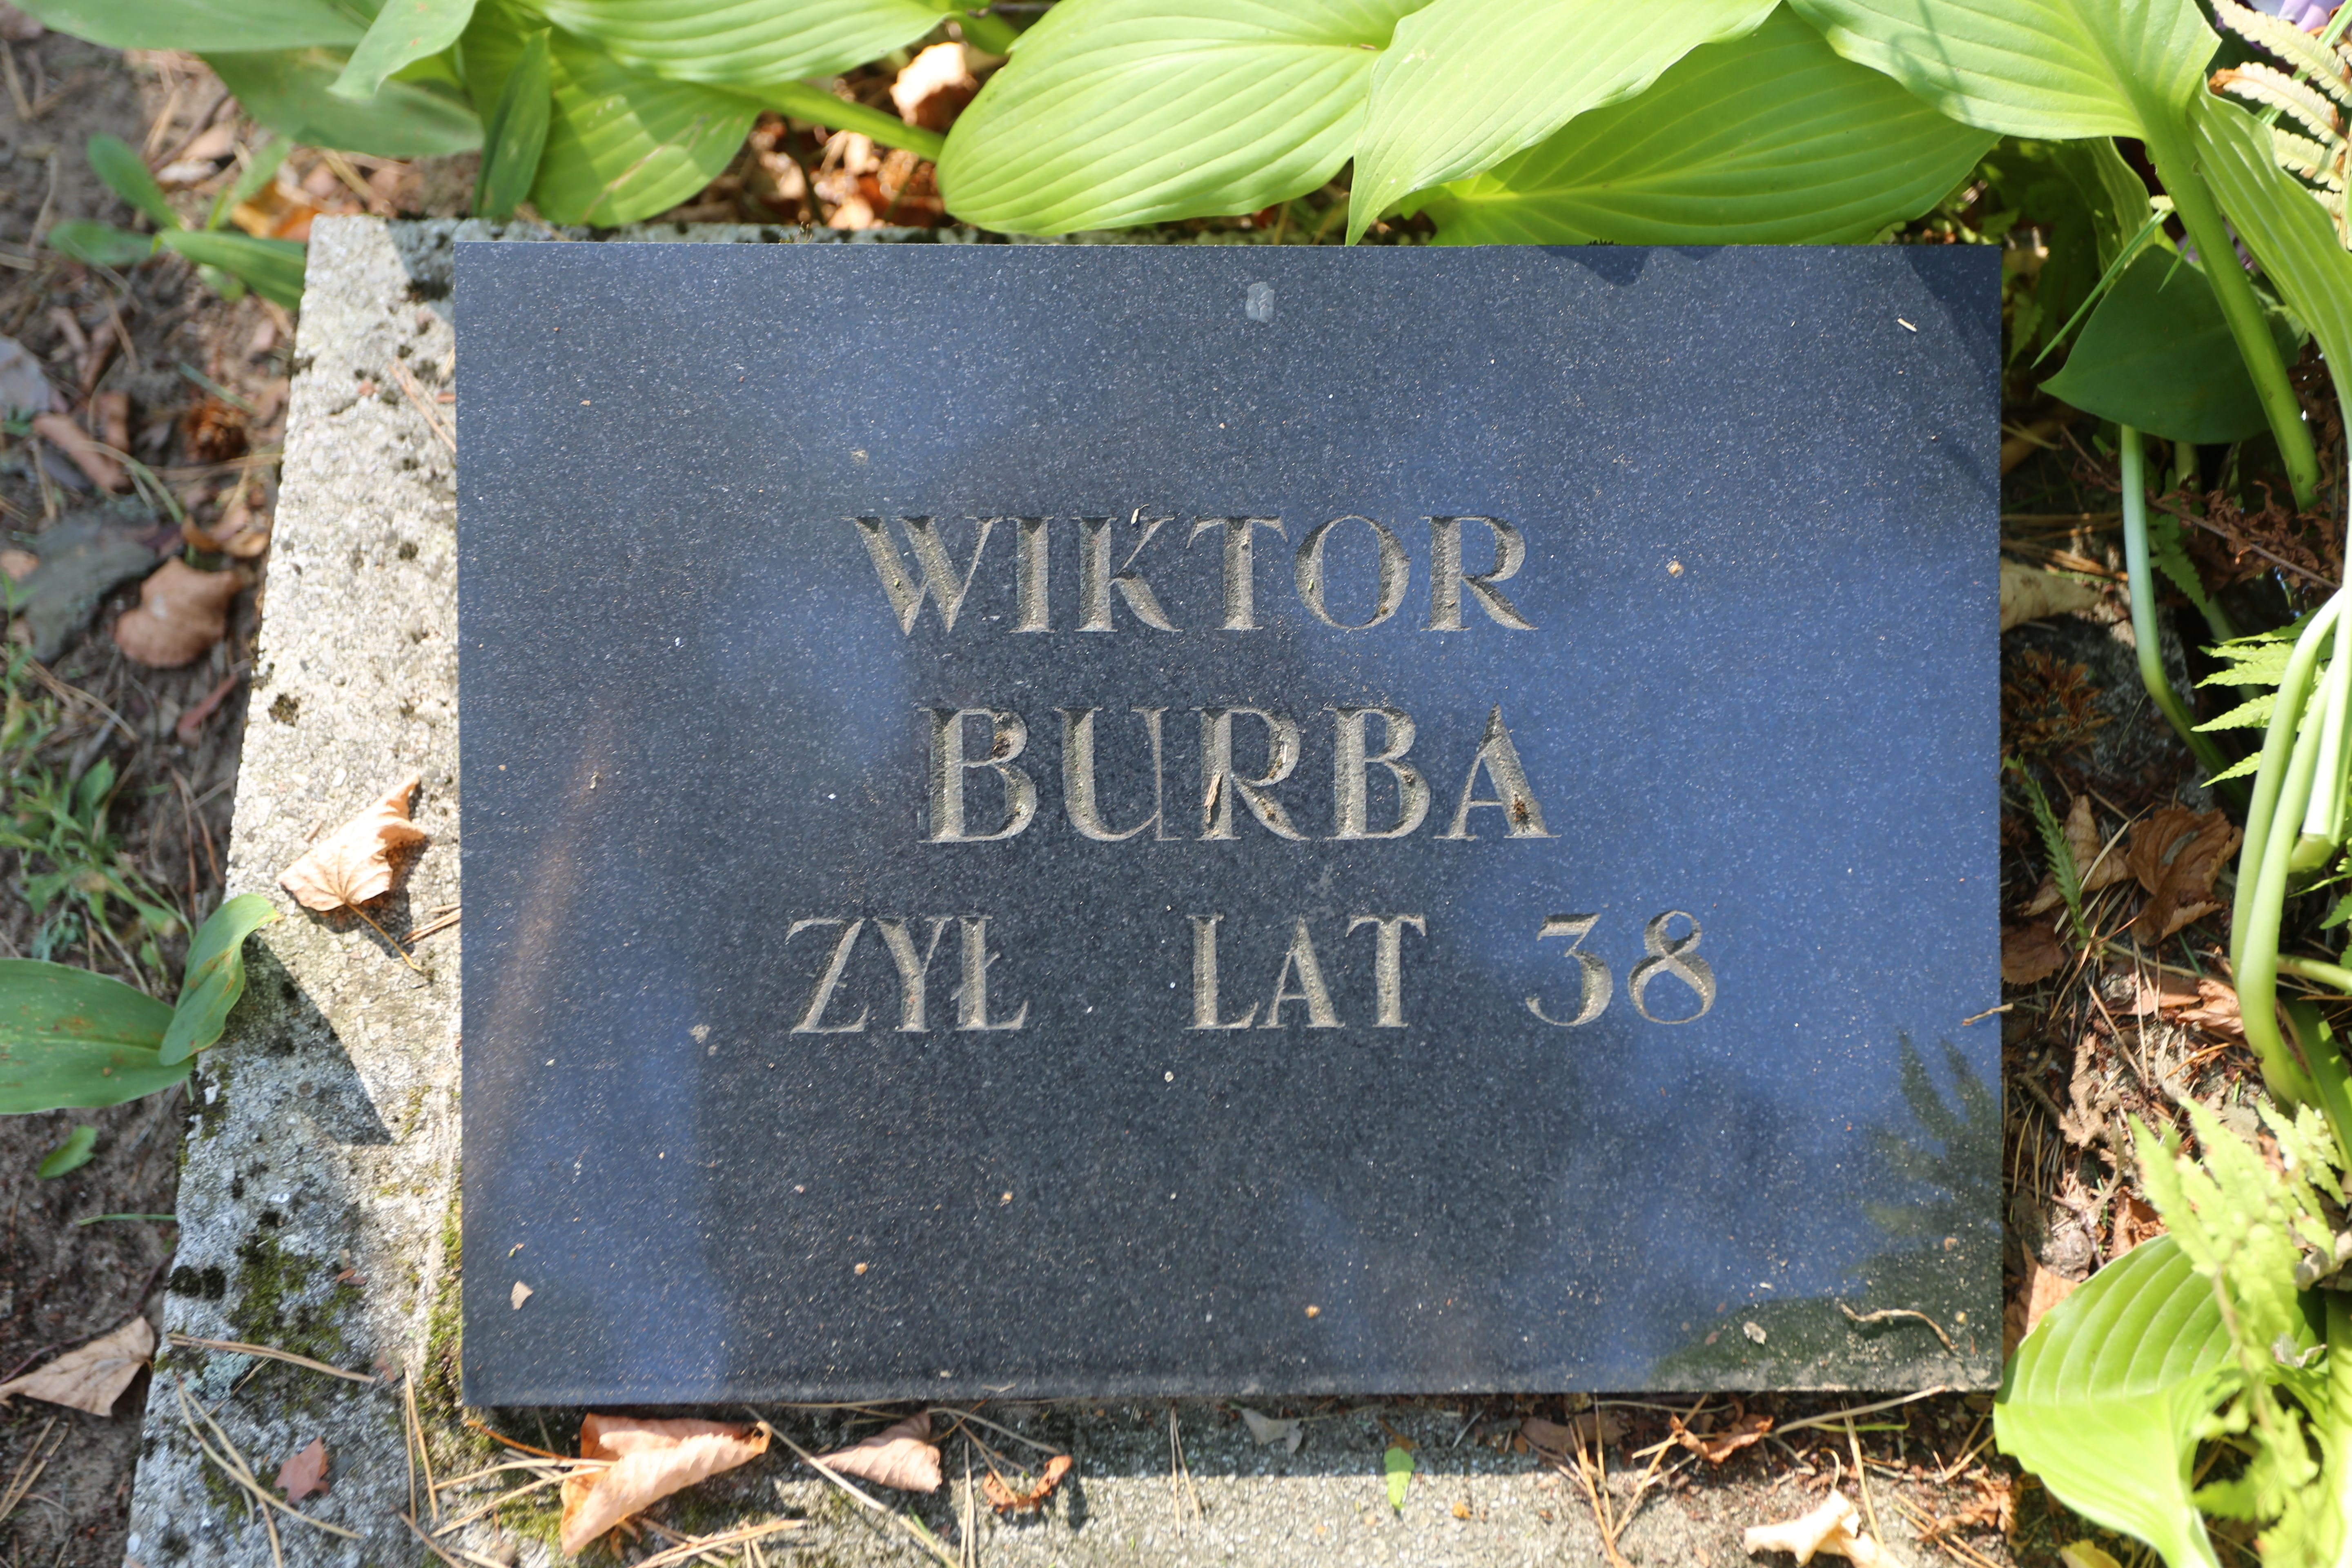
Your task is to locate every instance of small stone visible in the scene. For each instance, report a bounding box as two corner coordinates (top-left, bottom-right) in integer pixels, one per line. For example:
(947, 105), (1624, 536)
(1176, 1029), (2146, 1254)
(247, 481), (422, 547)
(1742, 1321), (1767, 1344)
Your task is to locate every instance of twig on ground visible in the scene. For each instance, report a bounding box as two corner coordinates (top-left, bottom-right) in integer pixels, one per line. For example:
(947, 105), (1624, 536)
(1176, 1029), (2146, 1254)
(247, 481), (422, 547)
(628, 1518), (807, 1568)
(1777, 1389), (1951, 1436)
(1837, 1301), (1960, 1354)
(461, 1416), (572, 1461)
(388, 357), (455, 454)
(1846, 1419), (1884, 1555)
(407, 1366), (439, 1521)
(168, 1333), (379, 1384)
(764, 1423), (958, 1568)
(0, 1418), (62, 1528)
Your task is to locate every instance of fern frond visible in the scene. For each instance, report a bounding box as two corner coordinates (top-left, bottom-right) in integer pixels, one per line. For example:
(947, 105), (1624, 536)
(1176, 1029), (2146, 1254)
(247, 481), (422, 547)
(2216, 62), (2348, 144)
(2201, 692), (2282, 730)
(2272, 127), (2349, 190)
(2215, 0), (2352, 109)
(2204, 640), (2299, 687)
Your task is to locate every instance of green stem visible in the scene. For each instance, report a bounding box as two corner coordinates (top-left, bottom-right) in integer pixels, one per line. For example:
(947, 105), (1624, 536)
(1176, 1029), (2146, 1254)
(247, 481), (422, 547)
(2121, 427), (2238, 786)
(2231, 593), (2344, 971)
(764, 81), (946, 163)
(2142, 127), (2322, 511)
(2280, 956), (2352, 993)
(2239, 615), (2339, 1108)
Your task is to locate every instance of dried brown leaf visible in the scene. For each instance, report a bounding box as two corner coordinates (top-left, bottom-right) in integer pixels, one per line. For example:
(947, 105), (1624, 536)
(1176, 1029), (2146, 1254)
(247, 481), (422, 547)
(112, 559), (242, 668)
(2127, 806), (2241, 940)
(2111, 1193), (2164, 1255)
(2027, 797), (2132, 914)
(1672, 1409), (1771, 1464)
(2002, 921), (2069, 986)
(2005, 1254), (2079, 1357)
(1236, 1407), (1302, 1454)
(279, 772), (428, 911)
(891, 42), (980, 131)
(557, 1414), (768, 1554)
(277, 1436), (329, 1501)
(812, 1411), (940, 1494)
(1999, 560), (2104, 631)
(0, 1317), (152, 1414)
(31, 411), (123, 490)
(1742, 1490), (1896, 1565)
(1518, 1410), (1621, 1459)
(2175, 977), (2246, 1040)
(982, 1453), (1072, 1514)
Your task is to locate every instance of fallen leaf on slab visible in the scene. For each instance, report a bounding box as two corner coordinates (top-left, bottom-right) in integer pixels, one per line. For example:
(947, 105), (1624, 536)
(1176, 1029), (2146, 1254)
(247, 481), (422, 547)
(891, 42), (980, 131)
(2001, 921), (2069, 986)
(32, 412), (124, 491)
(982, 1452), (1072, 1514)
(510, 1281), (532, 1309)
(811, 1411), (939, 1494)
(278, 1436), (329, 1501)
(112, 559), (241, 668)
(278, 772), (428, 911)
(1742, 1490), (1895, 1565)
(558, 1414), (768, 1555)
(1236, 1407), (1303, 1454)
(0, 1317), (152, 1414)
(1673, 1410), (1771, 1464)
(2126, 806), (2241, 940)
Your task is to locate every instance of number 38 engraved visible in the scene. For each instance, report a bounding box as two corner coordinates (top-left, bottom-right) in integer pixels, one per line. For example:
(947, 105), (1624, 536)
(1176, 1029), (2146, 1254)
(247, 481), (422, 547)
(1525, 911), (1716, 1026)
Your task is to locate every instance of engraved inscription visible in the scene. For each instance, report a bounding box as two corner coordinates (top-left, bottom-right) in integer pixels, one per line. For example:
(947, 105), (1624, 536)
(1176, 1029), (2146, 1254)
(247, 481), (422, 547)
(1630, 911), (1716, 1024)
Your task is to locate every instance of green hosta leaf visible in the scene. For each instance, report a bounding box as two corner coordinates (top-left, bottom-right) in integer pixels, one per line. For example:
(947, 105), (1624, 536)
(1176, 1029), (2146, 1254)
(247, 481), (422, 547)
(541, 32), (758, 225)
(475, 28), (553, 221)
(1995, 1235), (2228, 1568)
(45, 220), (156, 267)
(1348, 0), (1776, 241)
(1420, 7), (1991, 245)
(2040, 250), (2287, 443)
(1786, 0), (2216, 141)
(37, 1123), (98, 1177)
(333, 0), (479, 102)
(1382, 1444), (1412, 1510)
(462, 4), (757, 226)
(11, 0), (360, 49)
(0, 959), (185, 1114)
(2062, 135), (2156, 267)
(205, 49), (484, 159)
(2194, 94), (2352, 388)
(938, 0), (1430, 235)
(159, 895), (280, 1067)
(87, 134), (180, 231)
(158, 231), (307, 310)
(539, 0), (956, 92)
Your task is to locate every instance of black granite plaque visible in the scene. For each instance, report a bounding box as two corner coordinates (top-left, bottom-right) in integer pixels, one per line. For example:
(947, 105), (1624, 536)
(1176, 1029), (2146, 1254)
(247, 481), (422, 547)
(457, 242), (1999, 1404)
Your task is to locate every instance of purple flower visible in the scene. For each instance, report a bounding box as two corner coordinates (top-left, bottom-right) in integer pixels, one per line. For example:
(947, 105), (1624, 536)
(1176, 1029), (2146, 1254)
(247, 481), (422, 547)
(2252, 0), (2342, 31)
